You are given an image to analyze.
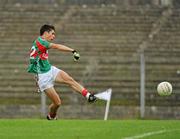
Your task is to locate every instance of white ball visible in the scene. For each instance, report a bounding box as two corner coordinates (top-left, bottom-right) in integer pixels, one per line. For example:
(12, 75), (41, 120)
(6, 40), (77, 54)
(157, 81), (172, 96)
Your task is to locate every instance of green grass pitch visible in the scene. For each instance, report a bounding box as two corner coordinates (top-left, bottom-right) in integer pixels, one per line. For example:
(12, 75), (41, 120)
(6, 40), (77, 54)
(0, 119), (179, 139)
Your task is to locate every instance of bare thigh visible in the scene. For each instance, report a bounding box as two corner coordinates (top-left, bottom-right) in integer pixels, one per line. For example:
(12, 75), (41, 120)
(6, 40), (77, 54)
(55, 70), (83, 93)
(55, 70), (73, 83)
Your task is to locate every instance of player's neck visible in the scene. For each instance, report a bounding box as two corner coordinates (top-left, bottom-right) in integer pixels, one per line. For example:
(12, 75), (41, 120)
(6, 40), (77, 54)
(40, 35), (46, 40)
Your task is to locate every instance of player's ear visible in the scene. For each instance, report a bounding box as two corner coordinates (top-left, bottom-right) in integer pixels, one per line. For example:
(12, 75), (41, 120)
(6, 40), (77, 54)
(44, 31), (49, 36)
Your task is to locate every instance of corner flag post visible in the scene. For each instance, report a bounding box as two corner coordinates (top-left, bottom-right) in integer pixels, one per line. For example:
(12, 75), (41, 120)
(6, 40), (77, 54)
(104, 89), (112, 120)
(95, 88), (112, 121)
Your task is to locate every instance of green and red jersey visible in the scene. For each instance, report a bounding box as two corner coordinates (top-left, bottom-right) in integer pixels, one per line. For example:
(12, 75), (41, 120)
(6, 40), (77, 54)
(27, 36), (51, 74)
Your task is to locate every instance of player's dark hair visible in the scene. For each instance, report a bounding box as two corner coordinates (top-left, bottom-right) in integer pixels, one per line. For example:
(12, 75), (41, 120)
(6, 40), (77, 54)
(40, 24), (55, 36)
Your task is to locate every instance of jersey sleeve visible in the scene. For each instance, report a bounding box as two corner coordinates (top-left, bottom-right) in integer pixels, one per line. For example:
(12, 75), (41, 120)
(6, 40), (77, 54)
(38, 37), (50, 48)
(42, 40), (50, 48)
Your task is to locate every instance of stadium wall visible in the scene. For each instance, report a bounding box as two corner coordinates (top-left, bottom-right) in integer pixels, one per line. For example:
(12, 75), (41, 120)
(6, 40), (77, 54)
(0, 0), (176, 7)
(0, 105), (179, 119)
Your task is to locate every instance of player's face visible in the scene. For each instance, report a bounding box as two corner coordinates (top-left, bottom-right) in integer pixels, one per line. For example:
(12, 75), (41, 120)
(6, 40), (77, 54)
(46, 30), (56, 41)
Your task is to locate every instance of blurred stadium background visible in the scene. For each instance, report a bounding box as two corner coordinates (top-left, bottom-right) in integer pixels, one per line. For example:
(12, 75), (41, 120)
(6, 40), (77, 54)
(0, 0), (179, 119)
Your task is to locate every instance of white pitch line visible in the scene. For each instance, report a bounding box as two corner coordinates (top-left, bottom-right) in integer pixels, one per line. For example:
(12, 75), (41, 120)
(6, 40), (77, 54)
(123, 129), (180, 139)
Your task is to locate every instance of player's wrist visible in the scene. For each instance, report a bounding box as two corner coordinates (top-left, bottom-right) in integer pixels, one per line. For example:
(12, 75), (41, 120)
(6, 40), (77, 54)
(72, 50), (76, 54)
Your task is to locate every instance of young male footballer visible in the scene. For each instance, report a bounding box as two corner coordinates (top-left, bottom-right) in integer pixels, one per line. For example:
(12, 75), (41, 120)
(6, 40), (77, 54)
(27, 24), (96, 120)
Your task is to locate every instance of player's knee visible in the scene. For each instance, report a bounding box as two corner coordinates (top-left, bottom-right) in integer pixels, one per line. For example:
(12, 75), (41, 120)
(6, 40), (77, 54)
(55, 101), (61, 107)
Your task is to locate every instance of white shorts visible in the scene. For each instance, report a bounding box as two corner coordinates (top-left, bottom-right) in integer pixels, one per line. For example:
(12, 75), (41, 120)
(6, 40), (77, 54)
(37, 66), (60, 92)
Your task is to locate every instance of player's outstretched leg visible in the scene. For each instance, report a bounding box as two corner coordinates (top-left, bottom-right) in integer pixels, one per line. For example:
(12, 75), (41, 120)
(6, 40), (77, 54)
(45, 87), (61, 120)
(55, 70), (97, 103)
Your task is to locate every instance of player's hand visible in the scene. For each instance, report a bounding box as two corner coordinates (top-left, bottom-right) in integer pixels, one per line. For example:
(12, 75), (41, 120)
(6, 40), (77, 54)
(72, 50), (80, 61)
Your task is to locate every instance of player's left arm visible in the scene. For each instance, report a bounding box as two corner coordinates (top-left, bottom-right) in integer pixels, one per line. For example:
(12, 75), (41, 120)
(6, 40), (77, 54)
(49, 43), (74, 52)
(49, 43), (80, 61)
